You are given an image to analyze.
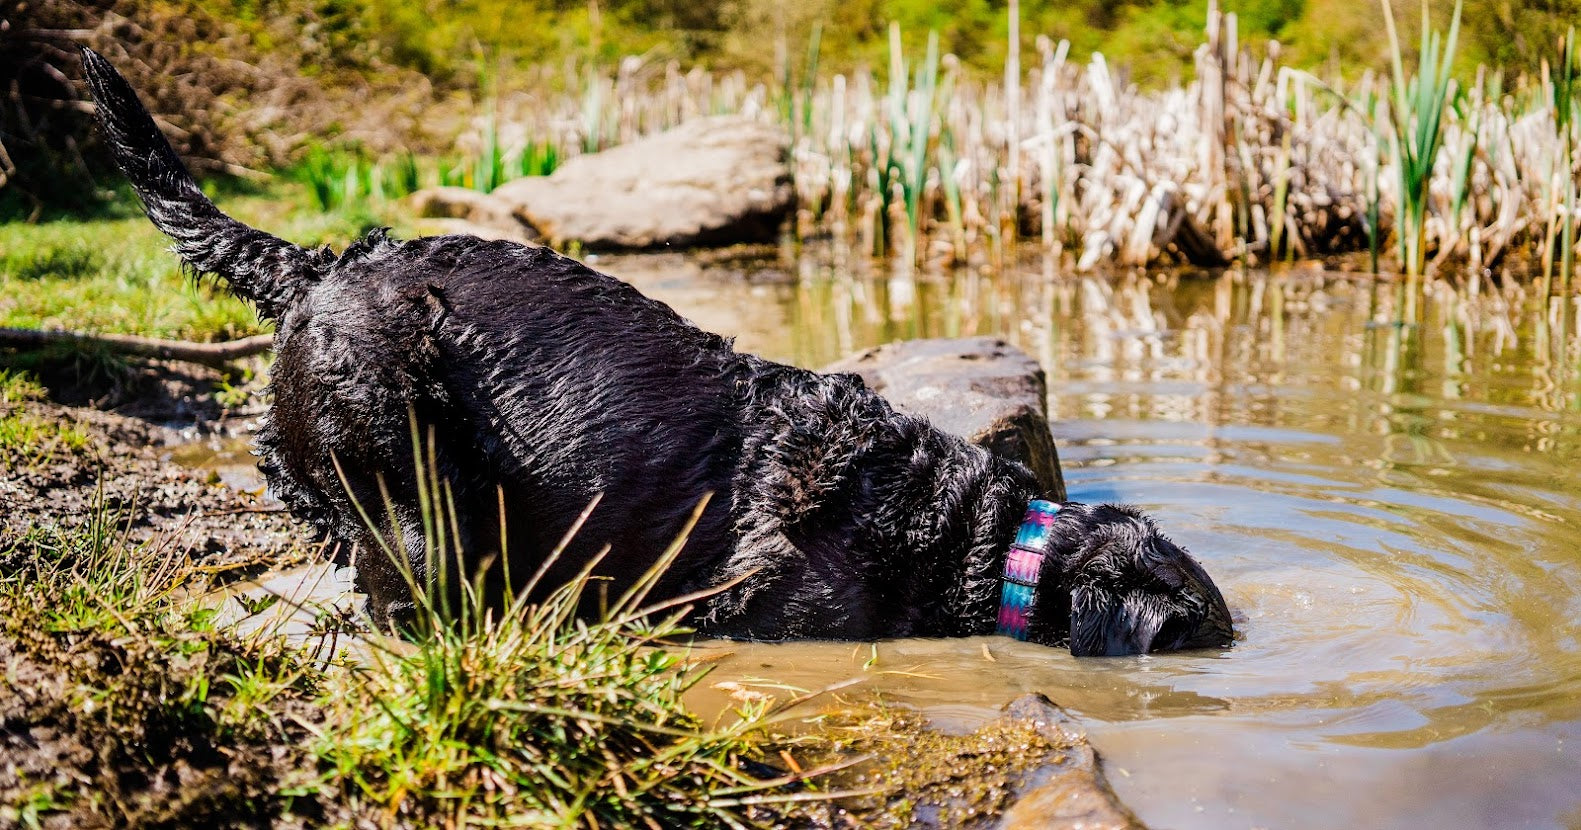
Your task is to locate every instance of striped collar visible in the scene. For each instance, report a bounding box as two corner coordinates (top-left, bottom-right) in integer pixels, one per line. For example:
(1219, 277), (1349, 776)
(995, 500), (1060, 640)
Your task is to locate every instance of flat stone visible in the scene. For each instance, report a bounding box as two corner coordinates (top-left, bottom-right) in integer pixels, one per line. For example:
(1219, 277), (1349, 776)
(408, 186), (528, 235)
(414, 216), (537, 245)
(490, 116), (793, 250)
(825, 337), (1066, 500)
(995, 694), (1144, 830)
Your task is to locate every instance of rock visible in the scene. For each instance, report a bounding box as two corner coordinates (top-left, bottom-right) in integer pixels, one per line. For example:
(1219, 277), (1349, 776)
(824, 337), (1066, 500)
(414, 216), (537, 245)
(490, 116), (793, 250)
(995, 694), (1145, 830)
(408, 187), (528, 236)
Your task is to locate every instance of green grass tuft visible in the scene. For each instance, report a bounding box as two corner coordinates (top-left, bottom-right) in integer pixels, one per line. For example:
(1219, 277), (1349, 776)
(0, 370), (91, 470)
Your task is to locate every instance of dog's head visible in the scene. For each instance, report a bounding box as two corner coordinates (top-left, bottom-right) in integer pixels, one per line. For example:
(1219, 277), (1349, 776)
(1024, 502), (1233, 656)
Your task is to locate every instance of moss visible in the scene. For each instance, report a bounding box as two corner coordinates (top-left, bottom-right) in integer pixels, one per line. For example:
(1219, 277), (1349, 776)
(781, 699), (1073, 828)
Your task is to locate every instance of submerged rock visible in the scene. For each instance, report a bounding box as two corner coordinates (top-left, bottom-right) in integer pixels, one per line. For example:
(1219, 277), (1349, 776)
(825, 337), (1067, 500)
(490, 115), (794, 250)
(786, 691), (1142, 829)
(995, 694), (1143, 830)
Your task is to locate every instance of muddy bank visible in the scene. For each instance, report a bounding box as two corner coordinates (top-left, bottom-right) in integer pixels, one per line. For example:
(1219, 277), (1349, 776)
(0, 370), (1144, 828)
(0, 362), (305, 574)
(0, 368), (333, 829)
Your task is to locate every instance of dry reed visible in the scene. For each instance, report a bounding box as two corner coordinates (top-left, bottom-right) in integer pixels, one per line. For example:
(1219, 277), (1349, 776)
(467, 2), (1579, 290)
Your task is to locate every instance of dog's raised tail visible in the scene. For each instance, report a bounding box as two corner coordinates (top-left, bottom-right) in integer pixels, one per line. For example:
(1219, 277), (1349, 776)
(81, 48), (317, 319)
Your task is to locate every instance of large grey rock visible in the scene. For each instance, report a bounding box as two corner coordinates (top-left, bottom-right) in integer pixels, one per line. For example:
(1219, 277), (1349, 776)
(825, 337), (1066, 500)
(490, 116), (793, 250)
(996, 694), (1144, 830)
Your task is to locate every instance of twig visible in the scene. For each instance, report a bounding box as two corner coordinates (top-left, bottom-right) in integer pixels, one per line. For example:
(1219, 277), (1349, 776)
(0, 328), (274, 368)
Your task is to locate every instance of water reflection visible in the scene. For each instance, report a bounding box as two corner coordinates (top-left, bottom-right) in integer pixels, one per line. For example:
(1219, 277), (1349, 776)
(606, 251), (1581, 830)
(181, 252), (1581, 829)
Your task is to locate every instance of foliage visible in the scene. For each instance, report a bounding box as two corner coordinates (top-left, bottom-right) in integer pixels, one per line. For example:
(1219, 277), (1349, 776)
(1380, 0), (1462, 281)
(0, 185), (414, 341)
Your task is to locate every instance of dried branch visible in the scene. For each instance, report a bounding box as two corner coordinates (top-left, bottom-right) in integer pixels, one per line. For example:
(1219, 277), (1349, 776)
(0, 328), (274, 368)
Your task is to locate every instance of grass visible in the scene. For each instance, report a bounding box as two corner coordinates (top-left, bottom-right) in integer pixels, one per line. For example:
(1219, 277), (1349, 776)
(0, 371), (91, 470)
(316, 570), (789, 827)
(0, 183), (420, 343)
(309, 427), (815, 827)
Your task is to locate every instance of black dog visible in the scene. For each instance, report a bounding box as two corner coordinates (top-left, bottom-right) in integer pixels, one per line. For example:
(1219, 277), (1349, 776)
(82, 49), (1232, 656)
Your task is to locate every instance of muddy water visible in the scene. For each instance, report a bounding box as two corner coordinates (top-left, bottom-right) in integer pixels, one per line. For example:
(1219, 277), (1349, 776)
(189, 252), (1581, 829)
(606, 253), (1581, 830)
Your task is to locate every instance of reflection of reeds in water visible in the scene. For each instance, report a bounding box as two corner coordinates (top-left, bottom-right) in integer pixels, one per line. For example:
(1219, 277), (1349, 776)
(1048, 268), (1580, 427)
(475, 1), (1581, 291)
(776, 243), (1578, 427)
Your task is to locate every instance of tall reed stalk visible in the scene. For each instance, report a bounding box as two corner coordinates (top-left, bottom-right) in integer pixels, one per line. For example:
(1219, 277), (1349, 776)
(1549, 29), (1578, 300)
(1380, 0), (1462, 295)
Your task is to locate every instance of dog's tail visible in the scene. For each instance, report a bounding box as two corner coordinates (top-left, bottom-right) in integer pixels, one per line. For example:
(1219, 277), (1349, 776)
(81, 48), (319, 319)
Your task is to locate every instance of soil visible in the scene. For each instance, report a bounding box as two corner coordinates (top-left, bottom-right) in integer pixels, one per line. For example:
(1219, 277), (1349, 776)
(0, 361), (1143, 829)
(0, 362), (335, 829)
(1, 360), (305, 573)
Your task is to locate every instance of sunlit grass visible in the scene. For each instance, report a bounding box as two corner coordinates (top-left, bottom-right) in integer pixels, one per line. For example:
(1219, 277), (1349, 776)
(0, 370), (91, 470)
(0, 183), (420, 342)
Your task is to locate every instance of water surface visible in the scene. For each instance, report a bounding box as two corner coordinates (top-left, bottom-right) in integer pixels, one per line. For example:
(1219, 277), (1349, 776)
(194, 250), (1581, 829)
(603, 250), (1581, 830)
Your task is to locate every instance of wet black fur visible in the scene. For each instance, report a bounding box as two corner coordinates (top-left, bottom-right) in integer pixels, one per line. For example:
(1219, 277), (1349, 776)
(82, 48), (1233, 655)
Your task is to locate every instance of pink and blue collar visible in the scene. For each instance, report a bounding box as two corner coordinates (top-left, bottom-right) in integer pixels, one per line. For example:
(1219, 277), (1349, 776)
(996, 500), (1060, 640)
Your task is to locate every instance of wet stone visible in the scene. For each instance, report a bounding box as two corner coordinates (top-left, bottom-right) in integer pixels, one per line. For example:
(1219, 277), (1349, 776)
(995, 694), (1144, 830)
(824, 337), (1067, 500)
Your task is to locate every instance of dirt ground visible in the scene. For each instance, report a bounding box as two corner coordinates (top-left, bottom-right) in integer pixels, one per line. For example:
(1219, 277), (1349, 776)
(0, 361), (304, 568)
(0, 362), (337, 829)
(0, 360), (1142, 830)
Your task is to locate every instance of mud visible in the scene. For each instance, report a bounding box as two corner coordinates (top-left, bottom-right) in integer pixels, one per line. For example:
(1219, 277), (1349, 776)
(0, 360), (304, 574)
(0, 361), (1143, 829)
(0, 364), (332, 829)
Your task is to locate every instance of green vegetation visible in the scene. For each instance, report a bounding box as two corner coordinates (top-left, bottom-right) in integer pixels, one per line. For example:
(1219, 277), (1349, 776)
(314, 441), (805, 826)
(1380, 0), (1462, 285)
(0, 371), (90, 470)
(293, 132), (558, 211)
(111, 0), (1581, 85)
(0, 186), (418, 341)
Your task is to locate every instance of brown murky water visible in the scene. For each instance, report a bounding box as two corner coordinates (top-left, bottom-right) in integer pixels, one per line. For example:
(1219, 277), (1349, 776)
(611, 251), (1581, 830)
(197, 250), (1581, 829)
